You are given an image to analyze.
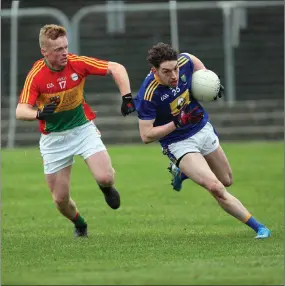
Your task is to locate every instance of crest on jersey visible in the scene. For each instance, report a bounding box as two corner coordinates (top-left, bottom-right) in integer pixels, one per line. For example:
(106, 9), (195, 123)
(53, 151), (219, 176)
(170, 89), (190, 116)
(177, 97), (186, 108)
(180, 74), (187, 83)
(71, 73), (79, 81)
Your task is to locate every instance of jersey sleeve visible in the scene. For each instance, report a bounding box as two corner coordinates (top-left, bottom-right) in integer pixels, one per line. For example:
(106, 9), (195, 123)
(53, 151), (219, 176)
(134, 87), (157, 120)
(178, 53), (194, 74)
(18, 65), (41, 106)
(135, 98), (157, 120)
(68, 54), (108, 76)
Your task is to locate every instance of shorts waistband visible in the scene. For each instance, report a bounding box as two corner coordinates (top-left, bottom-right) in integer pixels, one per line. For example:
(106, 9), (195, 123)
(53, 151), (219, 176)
(43, 121), (94, 136)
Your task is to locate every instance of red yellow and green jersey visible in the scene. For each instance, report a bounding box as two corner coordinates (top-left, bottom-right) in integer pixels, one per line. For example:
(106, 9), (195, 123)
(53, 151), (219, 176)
(18, 53), (108, 134)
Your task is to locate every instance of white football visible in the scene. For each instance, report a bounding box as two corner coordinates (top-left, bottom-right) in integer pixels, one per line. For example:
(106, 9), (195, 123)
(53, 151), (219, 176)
(191, 69), (220, 102)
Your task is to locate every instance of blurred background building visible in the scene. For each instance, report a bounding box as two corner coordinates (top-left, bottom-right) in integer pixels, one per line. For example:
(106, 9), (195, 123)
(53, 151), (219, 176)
(1, 0), (284, 147)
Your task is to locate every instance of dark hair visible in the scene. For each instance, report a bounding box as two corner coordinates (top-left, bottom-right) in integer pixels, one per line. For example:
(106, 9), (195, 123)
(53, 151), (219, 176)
(147, 42), (178, 68)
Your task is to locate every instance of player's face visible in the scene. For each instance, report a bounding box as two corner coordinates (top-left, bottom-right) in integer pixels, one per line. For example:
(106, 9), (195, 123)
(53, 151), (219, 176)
(41, 36), (68, 69)
(154, 61), (179, 87)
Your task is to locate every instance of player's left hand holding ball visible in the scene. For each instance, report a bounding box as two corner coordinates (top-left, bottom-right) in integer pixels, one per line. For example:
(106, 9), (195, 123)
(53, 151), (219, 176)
(121, 93), (136, 116)
(214, 77), (224, 100)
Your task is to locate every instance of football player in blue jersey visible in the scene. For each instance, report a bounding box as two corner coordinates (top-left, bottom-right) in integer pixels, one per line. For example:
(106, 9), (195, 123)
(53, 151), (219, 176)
(134, 42), (270, 239)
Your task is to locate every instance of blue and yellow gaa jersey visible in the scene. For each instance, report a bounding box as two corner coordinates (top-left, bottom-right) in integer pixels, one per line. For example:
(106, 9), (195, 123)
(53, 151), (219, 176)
(134, 53), (209, 146)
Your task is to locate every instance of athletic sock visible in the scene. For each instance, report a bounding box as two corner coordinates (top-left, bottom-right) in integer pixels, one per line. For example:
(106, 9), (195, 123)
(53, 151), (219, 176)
(181, 172), (188, 181)
(244, 214), (264, 232)
(72, 212), (87, 227)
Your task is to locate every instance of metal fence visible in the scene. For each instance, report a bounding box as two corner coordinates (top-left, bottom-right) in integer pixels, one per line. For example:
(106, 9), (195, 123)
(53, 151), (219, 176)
(0, 3), (72, 148)
(70, 1), (283, 104)
(1, 1), (284, 148)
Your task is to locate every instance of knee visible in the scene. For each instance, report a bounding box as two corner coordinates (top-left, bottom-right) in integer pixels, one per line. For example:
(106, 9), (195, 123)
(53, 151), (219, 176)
(96, 170), (114, 186)
(205, 179), (226, 199)
(221, 173), (233, 187)
(53, 193), (69, 206)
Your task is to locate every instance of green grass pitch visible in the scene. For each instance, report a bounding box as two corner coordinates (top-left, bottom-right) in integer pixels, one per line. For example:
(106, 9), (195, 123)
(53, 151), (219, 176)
(2, 142), (284, 285)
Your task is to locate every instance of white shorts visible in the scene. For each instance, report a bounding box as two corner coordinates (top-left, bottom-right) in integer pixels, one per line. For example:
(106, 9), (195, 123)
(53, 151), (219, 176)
(163, 122), (219, 165)
(39, 121), (106, 174)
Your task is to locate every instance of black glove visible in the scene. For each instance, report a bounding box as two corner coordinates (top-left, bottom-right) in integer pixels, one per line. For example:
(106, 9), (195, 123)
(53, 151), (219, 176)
(173, 105), (204, 128)
(214, 76), (224, 100)
(36, 96), (59, 120)
(121, 93), (135, 116)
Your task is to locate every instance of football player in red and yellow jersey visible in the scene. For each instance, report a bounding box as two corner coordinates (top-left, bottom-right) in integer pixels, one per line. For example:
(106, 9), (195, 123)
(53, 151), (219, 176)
(16, 24), (135, 237)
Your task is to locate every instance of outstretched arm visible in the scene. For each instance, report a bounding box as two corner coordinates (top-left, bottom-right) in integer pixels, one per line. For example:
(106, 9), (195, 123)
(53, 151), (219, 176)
(107, 62), (131, 96)
(107, 62), (135, 116)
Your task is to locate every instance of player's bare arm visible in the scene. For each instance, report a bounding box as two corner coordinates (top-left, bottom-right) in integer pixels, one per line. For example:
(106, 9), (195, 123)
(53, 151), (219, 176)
(16, 97), (58, 121)
(182, 53), (206, 72)
(139, 104), (204, 144)
(16, 103), (37, 120)
(107, 62), (131, 96)
(139, 119), (176, 144)
(107, 61), (135, 116)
